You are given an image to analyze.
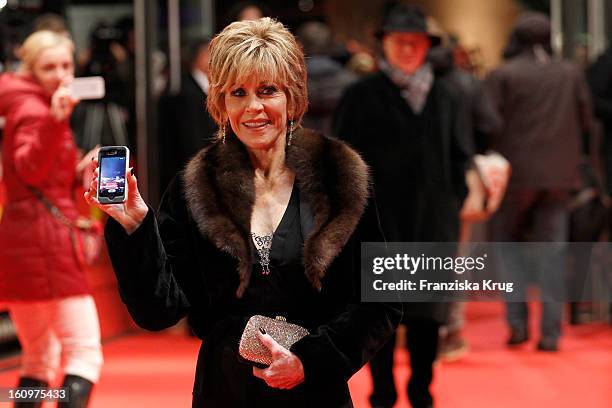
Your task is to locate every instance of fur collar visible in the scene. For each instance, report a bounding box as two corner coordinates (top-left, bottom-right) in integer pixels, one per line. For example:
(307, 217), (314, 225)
(183, 128), (369, 297)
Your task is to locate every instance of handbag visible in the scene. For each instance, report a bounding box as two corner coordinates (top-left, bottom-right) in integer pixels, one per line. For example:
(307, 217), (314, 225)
(238, 315), (309, 367)
(28, 186), (104, 266)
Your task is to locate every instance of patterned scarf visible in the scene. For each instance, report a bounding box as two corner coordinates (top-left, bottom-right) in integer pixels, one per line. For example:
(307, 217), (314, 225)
(378, 58), (434, 114)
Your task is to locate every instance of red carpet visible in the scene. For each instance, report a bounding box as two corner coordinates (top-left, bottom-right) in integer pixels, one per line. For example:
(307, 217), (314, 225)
(349, 302), (612, 408)
(0, 302), (610, 407)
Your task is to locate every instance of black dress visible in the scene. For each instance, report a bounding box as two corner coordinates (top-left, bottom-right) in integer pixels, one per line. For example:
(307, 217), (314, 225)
(104, 130), (402, 408)
(195, 184), (318, 407)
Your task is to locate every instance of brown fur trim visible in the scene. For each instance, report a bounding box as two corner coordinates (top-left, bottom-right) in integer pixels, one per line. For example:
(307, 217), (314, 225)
(183, 128), (369, 295)
(183, 137), (255, 297)
(286, 129), (370, 289)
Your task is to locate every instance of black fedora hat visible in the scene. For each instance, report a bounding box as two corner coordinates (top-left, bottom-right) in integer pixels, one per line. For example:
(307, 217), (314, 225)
(376, 3), (441, 46)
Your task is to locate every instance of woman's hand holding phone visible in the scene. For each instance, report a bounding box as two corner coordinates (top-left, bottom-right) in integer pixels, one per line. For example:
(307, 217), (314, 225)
(84, 158), (149, 235)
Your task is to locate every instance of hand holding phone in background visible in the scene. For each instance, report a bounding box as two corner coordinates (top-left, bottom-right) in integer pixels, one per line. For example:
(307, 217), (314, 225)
(84, 146), (149, 235)
(50, 77), (79, 122)
(49, 75), (105, 122)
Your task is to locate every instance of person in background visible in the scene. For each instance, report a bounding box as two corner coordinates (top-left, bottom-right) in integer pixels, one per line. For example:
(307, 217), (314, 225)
(0, 30), (103, 408)
(344, 38), (378, 77)
(85, 18), (401, 407)
(221, 1), (270, 29)
(158, 37), (217, 191)
(334, 4), (470, 408)
(428, 35), (504, 361)
(33, 13), (70, 38)
(297, 21), (356, 136)
(486, 12), (593, 352)
(0, 13), (70, 74)
(72, 22), (131, 150)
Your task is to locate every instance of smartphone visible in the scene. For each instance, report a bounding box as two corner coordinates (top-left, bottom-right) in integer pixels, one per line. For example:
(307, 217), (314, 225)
(97, 146), (129, 204)
(69, 76), (105, 100)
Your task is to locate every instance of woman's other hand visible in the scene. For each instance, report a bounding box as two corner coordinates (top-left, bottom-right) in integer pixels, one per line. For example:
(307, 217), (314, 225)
(50, 78), (79, 122)
(84, 158), (149, 234)
(252, 330), (305, 389)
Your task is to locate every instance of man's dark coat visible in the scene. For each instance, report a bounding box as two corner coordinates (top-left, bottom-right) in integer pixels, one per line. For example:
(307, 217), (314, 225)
(104, 129), (402, 407)
(333, 71), (470, 321)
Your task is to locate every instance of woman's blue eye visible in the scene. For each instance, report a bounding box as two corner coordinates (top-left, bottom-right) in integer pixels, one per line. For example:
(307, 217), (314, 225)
(230, 88), (245, 96)
(261, 86), (277, 95)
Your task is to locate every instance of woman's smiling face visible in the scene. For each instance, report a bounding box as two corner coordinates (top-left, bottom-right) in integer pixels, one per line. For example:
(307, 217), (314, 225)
(224, 79), (289, 150)
(225, 80), (287, 149)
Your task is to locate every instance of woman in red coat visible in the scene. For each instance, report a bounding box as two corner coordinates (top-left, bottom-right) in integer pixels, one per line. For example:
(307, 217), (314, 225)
(0, 30), (102, 407)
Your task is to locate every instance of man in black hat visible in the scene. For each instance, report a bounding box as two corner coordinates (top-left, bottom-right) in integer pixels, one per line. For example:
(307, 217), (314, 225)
(333, 3), (470, 408)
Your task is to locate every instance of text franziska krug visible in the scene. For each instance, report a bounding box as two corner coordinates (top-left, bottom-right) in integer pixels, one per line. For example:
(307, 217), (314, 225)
(371, 254), (514, 293)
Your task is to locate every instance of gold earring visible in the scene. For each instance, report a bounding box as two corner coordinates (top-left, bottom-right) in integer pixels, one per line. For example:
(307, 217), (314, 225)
(221, 123), (226, 144)
(287, 120), (294, 146)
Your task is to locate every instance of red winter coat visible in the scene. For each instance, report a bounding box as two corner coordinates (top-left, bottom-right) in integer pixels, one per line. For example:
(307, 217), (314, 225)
(0, 73), (89, 301)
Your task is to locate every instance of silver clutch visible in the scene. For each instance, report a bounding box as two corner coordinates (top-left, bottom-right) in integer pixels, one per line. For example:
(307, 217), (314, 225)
(238, 315), (309, 366)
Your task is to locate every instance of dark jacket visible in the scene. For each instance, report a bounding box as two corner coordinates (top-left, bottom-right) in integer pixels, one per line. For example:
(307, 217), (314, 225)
(158, 73), (217, 191)
(0, 74), (88, 301)
(104, 129), (402, 407)
(333, 71), (470, 321)
(486, 14), (593, 190)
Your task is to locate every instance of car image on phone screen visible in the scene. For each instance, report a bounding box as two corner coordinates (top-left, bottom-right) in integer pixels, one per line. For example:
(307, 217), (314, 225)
(97, 146), (129, 204)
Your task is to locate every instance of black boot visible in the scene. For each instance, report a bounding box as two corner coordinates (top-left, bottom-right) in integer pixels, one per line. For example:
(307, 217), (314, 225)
(14, 377), (48, 408)
(57, 375), (94, 408)
(507, 328), (529, 346)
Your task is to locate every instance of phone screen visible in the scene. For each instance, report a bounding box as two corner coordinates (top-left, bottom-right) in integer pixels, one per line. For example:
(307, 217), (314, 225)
(99, 155), (126, 200)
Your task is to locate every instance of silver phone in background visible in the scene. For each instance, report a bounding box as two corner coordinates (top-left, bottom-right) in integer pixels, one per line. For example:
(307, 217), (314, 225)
(97, 146), (129, 204)
(69, 76), (105, 100)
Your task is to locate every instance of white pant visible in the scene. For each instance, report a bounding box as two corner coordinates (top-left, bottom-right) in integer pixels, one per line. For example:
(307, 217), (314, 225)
(8, 295), (103, 384)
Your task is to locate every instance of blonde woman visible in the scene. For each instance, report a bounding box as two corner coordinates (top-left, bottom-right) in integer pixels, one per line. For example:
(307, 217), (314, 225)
(86, 18), (400, 407)
(0, 31), (103, 408)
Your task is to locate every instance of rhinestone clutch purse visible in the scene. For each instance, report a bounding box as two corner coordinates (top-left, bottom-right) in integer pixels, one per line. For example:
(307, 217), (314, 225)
(238, 315), (309, 367)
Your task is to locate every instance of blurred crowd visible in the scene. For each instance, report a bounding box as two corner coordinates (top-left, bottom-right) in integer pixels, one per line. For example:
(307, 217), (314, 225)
(0, 1), (611, 408)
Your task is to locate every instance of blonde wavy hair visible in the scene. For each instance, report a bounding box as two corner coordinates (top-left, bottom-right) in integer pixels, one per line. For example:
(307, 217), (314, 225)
(207, 18), (308, 138)
(18, 30), (74, 73)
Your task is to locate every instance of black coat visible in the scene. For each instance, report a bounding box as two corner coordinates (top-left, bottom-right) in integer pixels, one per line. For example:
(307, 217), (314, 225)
(158, 74), (217, 191)
(333, 72), (470, 321)
(104, 129), (402, 407)
(333, 72), (469, 243)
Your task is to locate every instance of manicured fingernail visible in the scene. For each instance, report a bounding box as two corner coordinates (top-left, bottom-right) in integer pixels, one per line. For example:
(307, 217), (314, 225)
(259, 328), (266, 335)
(130, 168), (135, 176)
